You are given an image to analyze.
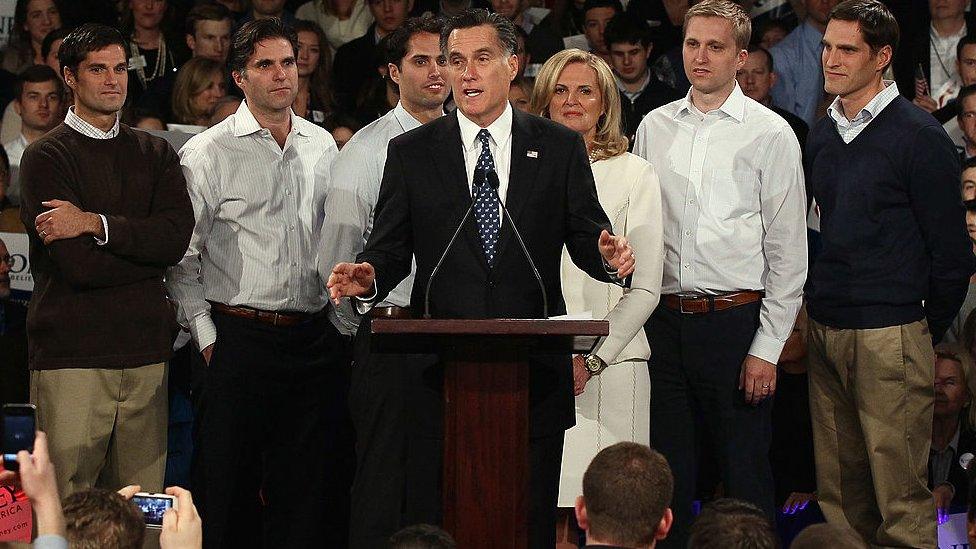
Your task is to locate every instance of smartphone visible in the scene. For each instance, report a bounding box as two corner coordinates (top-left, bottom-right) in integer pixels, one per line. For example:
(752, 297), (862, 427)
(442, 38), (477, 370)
(2, 404), (36, 472)
(131, 492), (177, 528)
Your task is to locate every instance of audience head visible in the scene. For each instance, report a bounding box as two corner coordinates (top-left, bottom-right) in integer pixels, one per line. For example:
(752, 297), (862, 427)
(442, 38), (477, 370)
(172, 56), (227, 125)
(959, 85), (976, 147)
(41, 26), (70, 76)
(370, 0), (415, 35)
(59, 24), (129, 115)
(13, 0), (61, 52)
(683, 0), (750, 96)
(127, 108), (166, 129)
(513, 25), (530, 79)
(509, 76), (532, 111)
(755, 19), (789, 50)
(575, 442), (673, 548)
(251, 0), (288, 18)
(63, 488), (145, 549)
(966, 200), (976, 249)
(389, 523), (457, 549)
(385, 16), (449, 112)
(532, 48), (627, 161)
(807, 0), (840, 30)
(934, 342), (974, 424)
(229, 18), (300, 115)
(930, 0), (968, 23)
(688, 498), (779, 549)
(124, 0), (170, 34)
(325, 112), (363, 149)
(582, 0), (623, 56)
(209, 95), (243, 125)
(490, 0), (527, 23)
(963, 157), (976, 200)
(958, 35), (976, 88)
(293, 19), (334, 111)
(0, 234), (10, 300)
(441, 9), (518, 126)
(14, 64), (64, 135)
(822, 0), (898, 99)
(185, 2), (233, 62)
(737, 46), (775, 104)
(604, 14), (652, 87)
(790, 523), (865, 549)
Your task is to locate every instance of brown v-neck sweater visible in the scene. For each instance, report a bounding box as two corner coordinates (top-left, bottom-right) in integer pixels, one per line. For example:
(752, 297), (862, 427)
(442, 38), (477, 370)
(18, 123), (194, 370)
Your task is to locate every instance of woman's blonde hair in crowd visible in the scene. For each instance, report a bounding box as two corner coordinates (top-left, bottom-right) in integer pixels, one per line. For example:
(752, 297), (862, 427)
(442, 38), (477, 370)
(529, 49), (628, 162)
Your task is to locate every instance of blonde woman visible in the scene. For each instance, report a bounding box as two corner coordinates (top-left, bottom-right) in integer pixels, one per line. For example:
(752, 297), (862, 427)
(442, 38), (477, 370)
(169, 57), (226, 132)
(530, 48), (664, 518)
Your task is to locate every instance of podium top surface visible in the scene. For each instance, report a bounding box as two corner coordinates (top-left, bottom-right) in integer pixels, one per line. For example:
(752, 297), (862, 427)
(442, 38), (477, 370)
(371, 318), (609, 336)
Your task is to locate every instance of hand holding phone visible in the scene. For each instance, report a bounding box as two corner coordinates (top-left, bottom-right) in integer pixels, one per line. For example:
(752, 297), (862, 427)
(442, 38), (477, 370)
(2, 404), (37, 473)
(132, 492), (178, 528)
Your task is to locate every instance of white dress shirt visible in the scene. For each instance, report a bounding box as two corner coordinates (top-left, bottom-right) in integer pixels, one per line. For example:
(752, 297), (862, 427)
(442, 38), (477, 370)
(930, 23), (967, 103)
(2, 132), (26, 205)
(320, 102), (433, 334)
(826, 81), (900, 143)
(633, 83), (807, 364)
(167, 101), (338, 351)
(457, 102), (513, 205)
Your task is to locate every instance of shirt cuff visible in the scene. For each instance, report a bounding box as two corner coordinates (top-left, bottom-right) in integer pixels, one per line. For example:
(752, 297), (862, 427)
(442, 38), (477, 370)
(748, 332), (786, 366)
(94, 214), (109, 246)
(33, 535), (69, 549)
(354, 284), (379, 315)
(189, 312), (217, 352)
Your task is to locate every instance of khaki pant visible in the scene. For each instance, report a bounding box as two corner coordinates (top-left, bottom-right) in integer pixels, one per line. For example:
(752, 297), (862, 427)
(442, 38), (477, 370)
(807, 319), (935, 548)
(30, 363), (168, 498)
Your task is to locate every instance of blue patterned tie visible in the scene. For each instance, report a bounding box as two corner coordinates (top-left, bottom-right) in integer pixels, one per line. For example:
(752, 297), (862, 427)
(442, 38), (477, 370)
(473, 129), (500, 266)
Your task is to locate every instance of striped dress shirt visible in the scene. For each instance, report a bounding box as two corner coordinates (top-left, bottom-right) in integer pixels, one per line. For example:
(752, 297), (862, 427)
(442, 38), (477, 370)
(166, 101), (338, 351)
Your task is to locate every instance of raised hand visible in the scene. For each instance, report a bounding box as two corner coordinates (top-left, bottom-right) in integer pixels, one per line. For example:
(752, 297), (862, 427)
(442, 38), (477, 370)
(598, 230), (635, 278)
(327, 262), (376, 304)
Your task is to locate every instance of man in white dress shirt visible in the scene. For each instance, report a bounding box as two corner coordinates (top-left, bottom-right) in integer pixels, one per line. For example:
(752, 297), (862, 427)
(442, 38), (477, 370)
(3, 65), (64, 206)
(166, 18), (343, 548)
(319, 15), (450, 548)
(633, 1), (807, 546)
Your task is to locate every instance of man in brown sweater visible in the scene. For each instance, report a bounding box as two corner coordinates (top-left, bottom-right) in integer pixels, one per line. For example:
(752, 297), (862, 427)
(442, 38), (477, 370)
(18, 23), (194, 498)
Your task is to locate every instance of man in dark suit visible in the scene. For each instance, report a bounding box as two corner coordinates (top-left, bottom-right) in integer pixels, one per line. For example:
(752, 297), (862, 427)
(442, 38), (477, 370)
(328, 9), (635, 548)
(930, 343), (976, 522)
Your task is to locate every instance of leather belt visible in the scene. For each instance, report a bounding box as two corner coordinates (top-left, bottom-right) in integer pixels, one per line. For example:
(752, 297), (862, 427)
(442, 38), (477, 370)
(662, 291), (764, 315)
(369, 306), (413, 320)
(210, 302), (317, 327)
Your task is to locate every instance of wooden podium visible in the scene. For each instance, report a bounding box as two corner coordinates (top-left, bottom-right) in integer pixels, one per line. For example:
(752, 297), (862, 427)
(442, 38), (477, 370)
(371, 318), (609, 549)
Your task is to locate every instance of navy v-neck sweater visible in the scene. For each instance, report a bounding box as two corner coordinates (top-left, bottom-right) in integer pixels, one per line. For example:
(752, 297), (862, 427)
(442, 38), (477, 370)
(806, 96), (975, 341)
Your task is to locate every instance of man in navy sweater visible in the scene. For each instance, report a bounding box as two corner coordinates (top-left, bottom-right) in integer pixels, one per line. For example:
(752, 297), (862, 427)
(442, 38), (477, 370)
(806, 1), (976, 546)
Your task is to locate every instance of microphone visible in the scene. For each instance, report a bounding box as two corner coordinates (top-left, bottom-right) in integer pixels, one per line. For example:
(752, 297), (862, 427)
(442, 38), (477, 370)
(486, 170), (549, 319)
(423, 169), (486, 319)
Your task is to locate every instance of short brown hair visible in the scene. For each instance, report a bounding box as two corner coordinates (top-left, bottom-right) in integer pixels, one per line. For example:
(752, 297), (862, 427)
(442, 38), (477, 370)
(791, 523), (866, 549)
(688, 498), (779, 549)
(684, 0), (751, 51)
(63, 489), (145, 549)
(582, 442), (673, 547)
(828, 0), (899, 70)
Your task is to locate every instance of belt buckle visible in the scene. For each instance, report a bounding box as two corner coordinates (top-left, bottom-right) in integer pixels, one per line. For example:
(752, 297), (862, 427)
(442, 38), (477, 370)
(678, 296), (696, 315)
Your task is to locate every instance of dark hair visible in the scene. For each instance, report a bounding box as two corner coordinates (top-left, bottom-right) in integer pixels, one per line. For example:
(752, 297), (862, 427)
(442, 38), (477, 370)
(513, 23), (529, 53)
(389, 523), (457, 549)
(688, 498), (780, 549)
(292, 19), (335, 115)
(0, 144), (10, 179)
(958, 84), (976, 115)
(790, 524), (865, 549)
(41, 26), (71, 60)
(582, 0), (623, 18)
(440, 8), (517, 57)
(828, 0), (899, 70)
(747, 44), (774, 73)
(959, 33), (976, 61)
(965, 157), (976, 171)
(228, 17), (299, 76)
(603, 13), (651, 49)
(385, 15), (446, 68)
(14, 63), (64, 99)
(582, 442), (673, 547)
(58, 23), (127, 78)
(63, 489), (145, 549)
(965, 198), (976, 213)
(752, 18), (791, 45)
(184, 2), (233, 38)
(11, 0), (63, 63)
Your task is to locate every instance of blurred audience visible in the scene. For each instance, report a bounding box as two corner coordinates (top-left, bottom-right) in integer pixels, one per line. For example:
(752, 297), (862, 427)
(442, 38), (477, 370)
(332, 0), (409, 113)
(687, 498), (780, 549)
(769, 0), (839, 125)
(239, 0), (297, 25)
(3, 65), (65, 206)
(964, 158), (976, 201)
(169, 56), (227, 131)
(208, 94), (242, 126)
(297, 0), (375, 52)
(389, 524), (457, 549)
(580, 0), (620, 65)
(930, 343), (976, 523)
(790, 523), (866, 549)
(736, 45), (808, 153)
(2, 0), (63, 74)
(508, 76), (532, 111)
(122, 0), (185, 106)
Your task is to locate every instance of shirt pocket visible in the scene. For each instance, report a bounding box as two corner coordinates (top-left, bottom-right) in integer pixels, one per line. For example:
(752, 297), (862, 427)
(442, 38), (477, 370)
(708, 168), (760, 219)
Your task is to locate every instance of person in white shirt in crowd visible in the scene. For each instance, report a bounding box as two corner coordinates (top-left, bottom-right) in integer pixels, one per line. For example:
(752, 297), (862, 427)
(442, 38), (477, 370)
(912, 0), (972, 113)
(166, 18), (345, 548)
(3, 64), (64, 206)
(297, 0), (376, 53)
(633, 1), (807, 546)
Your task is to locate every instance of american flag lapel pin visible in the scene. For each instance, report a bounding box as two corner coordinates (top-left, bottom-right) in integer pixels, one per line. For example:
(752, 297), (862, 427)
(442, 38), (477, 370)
(527, 150), (538, 158)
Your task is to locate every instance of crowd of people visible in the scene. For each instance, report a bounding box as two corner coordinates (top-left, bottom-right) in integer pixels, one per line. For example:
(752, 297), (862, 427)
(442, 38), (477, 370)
(2, 0), (976, 548)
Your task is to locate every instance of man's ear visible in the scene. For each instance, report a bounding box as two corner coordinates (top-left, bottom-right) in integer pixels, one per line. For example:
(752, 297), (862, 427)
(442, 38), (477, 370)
(389, 62), (402, 86)
(186, 34), (196, 53)
(232, 69), (245, 91)
(12, 99), (21, 116)
(655, 508), (674, 540)
(508, 53), (518, 82)
(574, 495), (589, 531)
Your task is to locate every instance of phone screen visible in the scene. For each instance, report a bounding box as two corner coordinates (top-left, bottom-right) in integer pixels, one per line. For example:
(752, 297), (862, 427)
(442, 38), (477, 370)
(131, 495), (174, 526)
(2, 408), (36, 466)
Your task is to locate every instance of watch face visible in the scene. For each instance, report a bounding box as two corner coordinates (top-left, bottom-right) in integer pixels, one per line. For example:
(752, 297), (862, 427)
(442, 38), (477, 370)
(585, 355), (601, 373)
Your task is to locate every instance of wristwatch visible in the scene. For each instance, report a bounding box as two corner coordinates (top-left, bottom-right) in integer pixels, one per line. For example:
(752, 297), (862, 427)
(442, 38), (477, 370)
(583, 354), (608, 376)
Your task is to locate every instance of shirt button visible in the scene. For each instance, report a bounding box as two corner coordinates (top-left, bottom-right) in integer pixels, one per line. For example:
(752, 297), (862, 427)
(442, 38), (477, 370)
(289, 225), (295, 231)
(683, 264), (690, 269)
(685, 230), (692, 236)
(292, 262), (297, 266)
(285, 189), (291, 195)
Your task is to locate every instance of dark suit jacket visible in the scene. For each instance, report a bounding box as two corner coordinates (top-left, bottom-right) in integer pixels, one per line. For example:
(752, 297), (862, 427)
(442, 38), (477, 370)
(929, 426), (976, 510)
(357, 108), (614, 434)
(333, 25), (382, 113)
(620, 76), (682, 145)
